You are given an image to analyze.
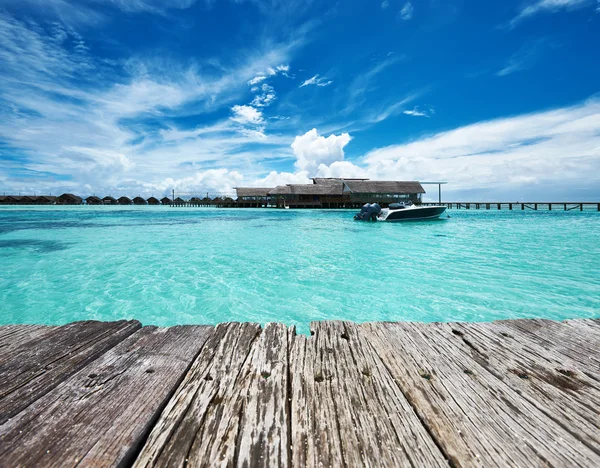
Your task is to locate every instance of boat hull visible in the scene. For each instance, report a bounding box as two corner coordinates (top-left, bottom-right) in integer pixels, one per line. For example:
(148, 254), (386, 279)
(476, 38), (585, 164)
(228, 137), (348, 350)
(383, 206), (446, 222)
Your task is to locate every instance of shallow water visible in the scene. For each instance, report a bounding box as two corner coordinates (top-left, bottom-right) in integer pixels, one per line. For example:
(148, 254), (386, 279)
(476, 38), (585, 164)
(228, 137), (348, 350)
(1, 206), (599, 335)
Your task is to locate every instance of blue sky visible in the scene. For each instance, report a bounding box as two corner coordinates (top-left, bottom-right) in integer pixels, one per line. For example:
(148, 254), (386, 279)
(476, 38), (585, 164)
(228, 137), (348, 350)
(0, 0), (599, 200)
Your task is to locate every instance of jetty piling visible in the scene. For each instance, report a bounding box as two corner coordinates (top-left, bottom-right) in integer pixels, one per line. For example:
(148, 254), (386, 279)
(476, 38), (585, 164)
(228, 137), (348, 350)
(0, 318), (599, 467)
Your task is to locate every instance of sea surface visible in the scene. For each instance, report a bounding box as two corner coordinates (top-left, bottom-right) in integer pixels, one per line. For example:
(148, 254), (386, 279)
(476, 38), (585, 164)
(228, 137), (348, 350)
(1, 206), (599, 334)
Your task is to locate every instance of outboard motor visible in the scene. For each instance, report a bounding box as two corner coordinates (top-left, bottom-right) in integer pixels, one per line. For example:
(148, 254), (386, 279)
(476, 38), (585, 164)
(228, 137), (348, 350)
(354, 203), (381, 221)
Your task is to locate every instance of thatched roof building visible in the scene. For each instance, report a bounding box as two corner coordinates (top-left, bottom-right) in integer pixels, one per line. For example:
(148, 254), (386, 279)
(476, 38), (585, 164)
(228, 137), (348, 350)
(342, 180), (425, 195)
(118, 196), (132, 205)
(133, 196), (147, 205)
(86, 196), (102, 205)
(102, 196), (118, 205)
(235, 188), (272, 199)
(147, 197), (160, 205)
(57, 193), (82, 205)
(36, 196), (57, 205)
(0, 195), (57, 205)
(266, 178), (426, 208)
(160, 197), (172, 205)
(173, 197), (186, 205)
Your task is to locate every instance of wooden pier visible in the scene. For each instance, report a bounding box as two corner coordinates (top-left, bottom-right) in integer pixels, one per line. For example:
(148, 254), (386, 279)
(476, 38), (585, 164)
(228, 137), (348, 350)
(422, 202), (600, 211)
(1, 318), (599, 467)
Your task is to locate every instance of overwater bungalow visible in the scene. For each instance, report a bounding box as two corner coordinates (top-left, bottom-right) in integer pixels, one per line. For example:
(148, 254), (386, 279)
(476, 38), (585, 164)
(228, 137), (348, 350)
(160, 197), (172, 205)
(222, 196), (235, 207)
(36, 195), (57, 205)
(56, 193), (83, 205)
(235, 188), (271, 207)
(118, 196), (132, 205)
(173, 197), (186, 206)
(212, 197), (224, 206)
(201, 196), (212, 205)
(133, 196), (147, 205)
(102, 196), (118, 205)
(147, 197), (160, 205)
(263, 178), (426, 208)
(86, 196), (102, 205)
(189, 197), (202, 206)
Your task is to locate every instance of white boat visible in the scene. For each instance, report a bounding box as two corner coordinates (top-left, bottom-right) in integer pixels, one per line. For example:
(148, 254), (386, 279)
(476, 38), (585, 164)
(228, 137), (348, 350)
(354, 202), (447, 222)
(379, 202), (447, 221)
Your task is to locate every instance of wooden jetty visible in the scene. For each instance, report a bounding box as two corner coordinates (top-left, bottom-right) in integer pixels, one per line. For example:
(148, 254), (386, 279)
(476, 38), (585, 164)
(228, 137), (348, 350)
(0, 318), (599, 467)
(422, 202), (600, 211)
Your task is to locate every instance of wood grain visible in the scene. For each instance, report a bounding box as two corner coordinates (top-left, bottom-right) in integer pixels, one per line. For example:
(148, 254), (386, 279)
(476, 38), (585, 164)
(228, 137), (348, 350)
(360, 321), (600, 467)
(0, 325), (212, 467)
(290, 321), (448, 468)
(0, 320), (141, 424)
(0, 325), (55, 353)
(133, 322), (261, 467)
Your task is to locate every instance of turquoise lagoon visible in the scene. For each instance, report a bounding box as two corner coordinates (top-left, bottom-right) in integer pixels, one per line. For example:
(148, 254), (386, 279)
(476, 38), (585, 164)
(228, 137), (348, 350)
(1, 206), (599, 334)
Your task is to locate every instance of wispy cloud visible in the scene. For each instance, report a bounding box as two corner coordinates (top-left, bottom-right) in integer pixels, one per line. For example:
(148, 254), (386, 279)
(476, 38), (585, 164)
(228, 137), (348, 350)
(403, 106), (434, 117)
(381, 1), (390, 9)
(0, 12), (305, 195)
(361, 97), (600, 198)
(299, 74), (333, 87)
(509, 0), (592, 27)
(496, 40), (546, 77)
(398, 2), (414, 20)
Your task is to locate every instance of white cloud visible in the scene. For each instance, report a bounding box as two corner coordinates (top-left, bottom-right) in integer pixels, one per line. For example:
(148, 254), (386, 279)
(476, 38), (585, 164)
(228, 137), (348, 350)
(230, 105), (265, 125)
(291, 128), (352, 172)
(299, 74), (333, 87)
(381, 1), (390, 9)
(510, 0), (591, 27)
(361, 98), (600, 198)
(251, 83), (277, 107)
(164, 168), (244, 194)
(496, 40), (544, 76)
(399, 2), (414, 20)
(254, 170), (311, 187)
(315, 161), (366, 179)
(0, 12), (307, 195)
(403, 106), (434, 117)
(248, 75), (267, 85)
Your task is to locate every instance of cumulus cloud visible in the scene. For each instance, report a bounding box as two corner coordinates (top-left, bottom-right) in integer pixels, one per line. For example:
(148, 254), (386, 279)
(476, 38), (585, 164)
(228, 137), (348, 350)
(254, 170), (311, 187)
(291, 128), (352, 172)
(299, 74), (333, 87)
(399, 2), (414, 20)
(158, 168), (244, 194)
(230, 105), (265, 125)
(315, 161), (366, 179)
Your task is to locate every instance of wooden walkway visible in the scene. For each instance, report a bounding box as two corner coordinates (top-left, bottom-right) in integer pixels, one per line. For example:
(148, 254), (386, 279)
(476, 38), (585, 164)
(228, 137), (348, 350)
(0, 319), (599, 467)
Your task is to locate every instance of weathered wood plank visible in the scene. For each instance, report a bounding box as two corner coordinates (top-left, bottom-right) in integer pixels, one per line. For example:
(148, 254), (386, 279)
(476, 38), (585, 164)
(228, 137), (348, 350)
(448, 321), (600, 454)
(0, 325), (212, 467)
(290, 321), (448, 468)
(361, 321), (600, 467)
(492, 319), (600, 375)
(133, 322), (262, 467)
(233, 322), (291, 468)
(289, 328), (344, 467)
(0, 320), (141, 424)
(0, 325), (55, 353)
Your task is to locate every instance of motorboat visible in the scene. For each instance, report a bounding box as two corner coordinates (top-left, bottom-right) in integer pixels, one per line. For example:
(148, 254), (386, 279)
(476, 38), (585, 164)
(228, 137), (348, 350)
(354, 202), (446, 222)
(380, 202), (447, 221)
